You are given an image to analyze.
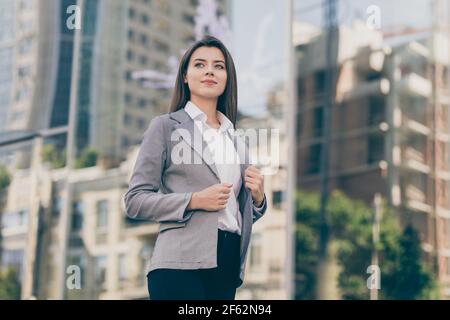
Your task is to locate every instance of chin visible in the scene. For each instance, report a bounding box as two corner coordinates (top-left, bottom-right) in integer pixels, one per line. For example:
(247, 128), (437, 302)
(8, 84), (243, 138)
(196, 90), (223, 99)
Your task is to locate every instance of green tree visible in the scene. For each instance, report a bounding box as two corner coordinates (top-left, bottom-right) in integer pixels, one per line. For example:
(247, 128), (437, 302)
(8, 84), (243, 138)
(41, 144), (66, 169)
(75, 147), (98, 169)
(0, 164), (10, 190)
(295, 191), (320, 299)
(295, 190), (439, 300)
(0, 267), (21, 300)
(382, 226), (439, 299)
(0, 164), (11, 273)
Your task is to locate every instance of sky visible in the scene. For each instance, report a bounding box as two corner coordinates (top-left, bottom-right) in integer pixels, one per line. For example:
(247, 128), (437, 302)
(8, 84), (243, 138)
(295, 0), (434, 30)
(231, 0), (290, 117)
(227, 0), (442, 117)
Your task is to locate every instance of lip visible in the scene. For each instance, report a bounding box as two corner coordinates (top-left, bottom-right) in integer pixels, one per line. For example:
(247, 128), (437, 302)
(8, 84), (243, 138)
(201, 80), (218, 85)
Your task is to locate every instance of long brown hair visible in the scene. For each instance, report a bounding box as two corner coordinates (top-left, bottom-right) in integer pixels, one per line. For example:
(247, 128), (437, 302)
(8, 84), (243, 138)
(169, 35), (238, 126)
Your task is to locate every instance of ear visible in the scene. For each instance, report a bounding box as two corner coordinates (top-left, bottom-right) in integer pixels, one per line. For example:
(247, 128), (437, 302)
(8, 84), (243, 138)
(183, 74), (188, 84)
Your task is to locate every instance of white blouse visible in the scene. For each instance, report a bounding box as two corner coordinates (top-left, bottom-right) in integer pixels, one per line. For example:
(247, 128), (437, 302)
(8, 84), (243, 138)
(184, 101), (260, 235)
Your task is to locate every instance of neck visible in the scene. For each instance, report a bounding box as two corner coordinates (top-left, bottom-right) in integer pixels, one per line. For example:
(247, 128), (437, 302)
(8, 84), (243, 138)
(190, 95), (219, 124)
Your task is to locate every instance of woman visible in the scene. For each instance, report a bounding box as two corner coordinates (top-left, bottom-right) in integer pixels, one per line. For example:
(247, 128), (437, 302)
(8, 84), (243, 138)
(124, 35), (267, 300)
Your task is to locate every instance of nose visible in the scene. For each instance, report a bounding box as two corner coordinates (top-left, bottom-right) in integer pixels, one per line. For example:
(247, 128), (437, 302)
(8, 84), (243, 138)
(205, 66), (214, 76)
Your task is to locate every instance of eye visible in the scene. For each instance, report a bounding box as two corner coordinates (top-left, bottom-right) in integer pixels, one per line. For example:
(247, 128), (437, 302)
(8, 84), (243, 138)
(215, 64), (225, 70)
(194, 63), (204, 68)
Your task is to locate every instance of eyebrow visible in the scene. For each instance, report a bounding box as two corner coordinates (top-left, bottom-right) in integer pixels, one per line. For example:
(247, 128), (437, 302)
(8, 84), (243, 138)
(193, 58), (225, 64)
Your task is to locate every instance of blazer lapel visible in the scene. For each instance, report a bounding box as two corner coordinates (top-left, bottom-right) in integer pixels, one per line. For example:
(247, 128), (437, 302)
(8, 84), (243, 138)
(228, 130), (253, 216)
(170, 109), (221, 181)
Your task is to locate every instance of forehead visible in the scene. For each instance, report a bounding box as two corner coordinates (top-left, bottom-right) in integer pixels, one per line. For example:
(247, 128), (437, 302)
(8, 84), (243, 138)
(190, 46), (225, 62)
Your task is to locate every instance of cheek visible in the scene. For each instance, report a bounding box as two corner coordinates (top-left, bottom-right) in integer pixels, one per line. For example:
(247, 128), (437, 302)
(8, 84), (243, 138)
(218, 73), (228, 89)
(186, 70), (202, 83)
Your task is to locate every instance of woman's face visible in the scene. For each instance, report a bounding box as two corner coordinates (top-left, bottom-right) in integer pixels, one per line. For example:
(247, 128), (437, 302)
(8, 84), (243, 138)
(184, 46), (227, 100)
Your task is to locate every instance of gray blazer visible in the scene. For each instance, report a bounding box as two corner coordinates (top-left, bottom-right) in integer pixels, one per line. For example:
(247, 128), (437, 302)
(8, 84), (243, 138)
(123, 108), (267, 288)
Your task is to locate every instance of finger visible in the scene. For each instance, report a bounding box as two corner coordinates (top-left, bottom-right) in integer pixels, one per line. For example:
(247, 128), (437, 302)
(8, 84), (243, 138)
(245, 170), (262, 179)
(221, 187), (231, 194)
(246, 166), (260, 174)
(245, 181), (263, 194)
(245, 181), (257, 191)
(245, 176), (261, 186)
(218, 194), (230, 200)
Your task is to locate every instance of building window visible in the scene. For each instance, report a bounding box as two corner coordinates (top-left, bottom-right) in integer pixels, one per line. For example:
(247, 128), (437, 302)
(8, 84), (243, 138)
(1, 210), (28, 230)
(94, 256), (107, 290)
(312, 106), (323, 137)
(127, 50), (134, 61)
(141, 14), (150, 25)
(367, 134), (384, 164)
(139, 244), (153, 285)
(272, 191), (283, 209)
(315, 70), (326, 93)
(138, 98), (147, 108)
(121, 136), (130, 148)
(154, 39), (169, 54)
(1, 249), (24, 281)
(138, 118), (146, 130)
(52, 196), (62, 218)
(71, 201), (84, 232)
(96, 200), (108, 229)
(118, 254), (126, 288)
(129, 8), (135, 19)
(139, 55), (148, 66)
(124, 113), (131, 125)
(18, 37), (32, 55)
(18, 65), (32, 78)
(249, 233), (262, 272)
(183, 13), (195, 25)
(307, 144), (321, 174)
(368, 96), (385, 126)
(140, 33), (148, 46)
(128, 29), (134, 41)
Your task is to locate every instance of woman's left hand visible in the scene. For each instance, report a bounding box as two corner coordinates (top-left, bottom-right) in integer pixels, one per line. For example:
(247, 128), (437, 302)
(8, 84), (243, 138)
(244, 166), (264, 206)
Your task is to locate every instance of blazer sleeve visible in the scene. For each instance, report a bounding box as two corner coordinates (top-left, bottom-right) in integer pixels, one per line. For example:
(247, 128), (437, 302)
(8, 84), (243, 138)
(123, 116), (194, 223)
(252, 193), (267, 223)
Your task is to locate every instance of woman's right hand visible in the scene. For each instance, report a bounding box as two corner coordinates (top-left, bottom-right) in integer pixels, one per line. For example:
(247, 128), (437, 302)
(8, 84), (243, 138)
(187, 183), (232, 211)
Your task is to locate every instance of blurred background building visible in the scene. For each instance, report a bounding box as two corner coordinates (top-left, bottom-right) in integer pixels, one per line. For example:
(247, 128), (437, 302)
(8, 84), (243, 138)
(296, 0), (450, 298)
(2, 0), (450, 300)
(0, 0), (292, 300)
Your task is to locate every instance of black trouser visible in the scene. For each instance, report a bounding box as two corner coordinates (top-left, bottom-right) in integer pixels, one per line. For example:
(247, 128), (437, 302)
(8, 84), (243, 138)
(147, 229), (241, 300)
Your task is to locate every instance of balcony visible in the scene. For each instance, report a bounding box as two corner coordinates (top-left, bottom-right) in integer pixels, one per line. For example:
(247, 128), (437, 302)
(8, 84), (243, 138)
(405, 184), (426, 203)
(406, 199), (432, 213)
(340, 78), (390, 103)
(404, 146), (425, 163)
(402, 117), (430, 136)
(398, 73), (432, 98)
(402, 147), (430, 173)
